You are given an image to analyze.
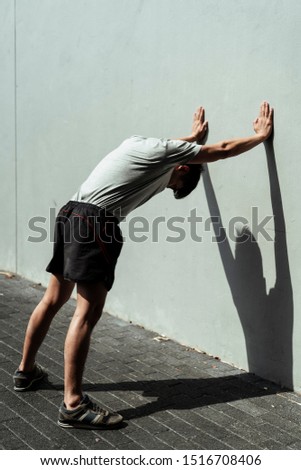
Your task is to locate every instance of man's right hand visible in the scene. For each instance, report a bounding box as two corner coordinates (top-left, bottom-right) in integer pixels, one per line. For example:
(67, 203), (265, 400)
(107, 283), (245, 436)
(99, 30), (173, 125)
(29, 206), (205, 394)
(191, 106), (208, 143)
(176, 106), (208, 143)
(253, 101), (274, 140)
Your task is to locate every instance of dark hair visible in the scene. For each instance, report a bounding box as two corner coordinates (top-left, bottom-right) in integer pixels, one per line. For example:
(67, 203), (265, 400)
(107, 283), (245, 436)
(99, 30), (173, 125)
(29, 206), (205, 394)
(174, 164), (204, 199)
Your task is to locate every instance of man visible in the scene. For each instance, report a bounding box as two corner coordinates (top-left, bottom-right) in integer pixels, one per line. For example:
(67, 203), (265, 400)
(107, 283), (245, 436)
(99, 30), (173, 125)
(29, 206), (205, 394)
(13, 102), (273, 429)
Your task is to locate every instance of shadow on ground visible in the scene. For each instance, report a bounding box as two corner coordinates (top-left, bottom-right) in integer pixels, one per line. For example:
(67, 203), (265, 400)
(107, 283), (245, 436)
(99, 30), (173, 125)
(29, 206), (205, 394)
(39, 372), (284, 420)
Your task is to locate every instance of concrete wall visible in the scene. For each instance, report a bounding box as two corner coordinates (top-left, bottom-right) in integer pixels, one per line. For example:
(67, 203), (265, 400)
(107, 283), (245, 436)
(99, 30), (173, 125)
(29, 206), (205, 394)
(1, 0), (300, 390)
(0, 0), (16, 272)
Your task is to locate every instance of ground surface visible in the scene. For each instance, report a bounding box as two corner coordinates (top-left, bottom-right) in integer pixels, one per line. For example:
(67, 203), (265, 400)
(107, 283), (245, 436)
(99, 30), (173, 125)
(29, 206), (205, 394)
(1, 275), (301, 450)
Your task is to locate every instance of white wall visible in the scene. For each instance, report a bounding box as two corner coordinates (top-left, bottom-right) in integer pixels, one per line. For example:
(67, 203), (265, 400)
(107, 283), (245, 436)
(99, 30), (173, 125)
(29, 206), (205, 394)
(1, 0), (300, 390)
(0, 0), (16, 272)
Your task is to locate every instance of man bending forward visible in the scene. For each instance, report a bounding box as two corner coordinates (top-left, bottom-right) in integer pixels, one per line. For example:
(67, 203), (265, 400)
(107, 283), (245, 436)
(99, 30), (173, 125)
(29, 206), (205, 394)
(13, 102), (273, 429)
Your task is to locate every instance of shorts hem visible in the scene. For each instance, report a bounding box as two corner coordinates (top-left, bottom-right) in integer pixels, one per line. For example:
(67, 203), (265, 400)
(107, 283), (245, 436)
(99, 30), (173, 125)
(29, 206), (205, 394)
(45, 268), (113, 290)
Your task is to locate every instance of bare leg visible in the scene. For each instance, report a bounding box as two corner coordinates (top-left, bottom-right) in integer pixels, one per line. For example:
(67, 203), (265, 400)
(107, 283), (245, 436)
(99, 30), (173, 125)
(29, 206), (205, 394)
(63, 281), (107, 409)
(19, 274), (75, 372)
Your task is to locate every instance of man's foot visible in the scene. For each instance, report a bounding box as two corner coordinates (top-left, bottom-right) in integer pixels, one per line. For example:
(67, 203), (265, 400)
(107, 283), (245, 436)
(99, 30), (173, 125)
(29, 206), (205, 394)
(13, 364), (47, 391)
(58, 394), (124, 429)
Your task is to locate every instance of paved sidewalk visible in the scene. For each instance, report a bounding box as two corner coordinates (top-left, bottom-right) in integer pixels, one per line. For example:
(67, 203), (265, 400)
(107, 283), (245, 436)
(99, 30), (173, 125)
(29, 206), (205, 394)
(1, 274), (301, 450)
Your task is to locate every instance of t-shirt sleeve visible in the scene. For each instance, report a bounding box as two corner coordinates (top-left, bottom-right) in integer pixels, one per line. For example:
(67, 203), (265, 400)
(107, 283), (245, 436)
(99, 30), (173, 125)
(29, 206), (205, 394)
(165, 139), (202, 166)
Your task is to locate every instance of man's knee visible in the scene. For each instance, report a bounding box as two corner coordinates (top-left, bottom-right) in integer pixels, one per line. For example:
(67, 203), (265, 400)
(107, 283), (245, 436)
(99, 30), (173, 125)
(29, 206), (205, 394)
(42, 291), (69, 310)
(89, 303), (104, 327)
(76, 303), (103, 330)
(76, 280), (107, 329)
(43, 276), (74, 311)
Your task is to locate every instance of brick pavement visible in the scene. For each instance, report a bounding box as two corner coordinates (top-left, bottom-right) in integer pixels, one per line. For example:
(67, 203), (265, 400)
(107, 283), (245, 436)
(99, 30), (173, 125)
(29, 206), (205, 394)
(1, 274), (301, 450)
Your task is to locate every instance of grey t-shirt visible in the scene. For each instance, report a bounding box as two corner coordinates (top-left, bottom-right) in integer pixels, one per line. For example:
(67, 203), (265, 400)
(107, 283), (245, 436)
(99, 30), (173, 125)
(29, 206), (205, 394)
(71, 136), (202, 220)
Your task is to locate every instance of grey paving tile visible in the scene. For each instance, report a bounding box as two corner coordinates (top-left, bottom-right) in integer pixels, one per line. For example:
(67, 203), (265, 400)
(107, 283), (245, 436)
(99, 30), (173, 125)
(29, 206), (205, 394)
(0, 424), (31, 449)
(154, 429), (194, 450)
(4, 418), (54, 450)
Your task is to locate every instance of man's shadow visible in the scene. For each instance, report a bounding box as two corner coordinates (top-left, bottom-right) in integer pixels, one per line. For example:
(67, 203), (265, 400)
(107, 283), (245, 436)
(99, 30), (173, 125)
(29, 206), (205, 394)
(202, 140), (294, 389)
(41, 373), (281, 420)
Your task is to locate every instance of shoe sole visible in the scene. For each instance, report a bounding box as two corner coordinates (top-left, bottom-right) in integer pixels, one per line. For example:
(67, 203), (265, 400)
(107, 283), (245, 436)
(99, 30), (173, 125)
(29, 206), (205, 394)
(13, 372), (47, 392)
(57, 419), (123, 430)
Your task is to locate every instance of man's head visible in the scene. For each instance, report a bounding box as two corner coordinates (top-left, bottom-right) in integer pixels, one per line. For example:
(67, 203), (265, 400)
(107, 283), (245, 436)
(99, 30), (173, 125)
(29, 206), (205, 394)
(168, 164), (204, 199)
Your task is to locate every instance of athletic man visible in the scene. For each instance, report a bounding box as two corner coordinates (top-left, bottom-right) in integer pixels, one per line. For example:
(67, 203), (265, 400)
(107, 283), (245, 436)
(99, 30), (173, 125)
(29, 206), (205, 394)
(13, 102), (273, 429)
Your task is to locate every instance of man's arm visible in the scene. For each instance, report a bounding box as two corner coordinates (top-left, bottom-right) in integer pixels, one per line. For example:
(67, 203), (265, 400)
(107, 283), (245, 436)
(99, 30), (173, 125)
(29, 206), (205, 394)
(188, 101), (273, 164)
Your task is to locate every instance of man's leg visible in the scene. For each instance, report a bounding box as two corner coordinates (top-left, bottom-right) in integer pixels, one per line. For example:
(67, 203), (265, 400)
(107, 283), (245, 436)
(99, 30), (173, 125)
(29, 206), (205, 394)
(58, 280), (123, 429)
(63, 280), (107, 409)
(18, 274), (75, 372)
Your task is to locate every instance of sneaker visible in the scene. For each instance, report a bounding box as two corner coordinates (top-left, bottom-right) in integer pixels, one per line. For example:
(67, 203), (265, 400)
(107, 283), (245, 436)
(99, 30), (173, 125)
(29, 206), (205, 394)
(58, 394), (124, 429)
(13, 364), (46, 391)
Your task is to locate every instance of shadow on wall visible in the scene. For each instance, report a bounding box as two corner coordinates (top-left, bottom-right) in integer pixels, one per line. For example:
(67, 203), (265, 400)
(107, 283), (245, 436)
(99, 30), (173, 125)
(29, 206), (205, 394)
(202, 140), (294, 389)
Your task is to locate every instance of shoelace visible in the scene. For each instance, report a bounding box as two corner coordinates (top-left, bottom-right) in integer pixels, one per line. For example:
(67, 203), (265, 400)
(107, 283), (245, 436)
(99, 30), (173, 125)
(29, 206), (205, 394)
(89, 401), (108, 416)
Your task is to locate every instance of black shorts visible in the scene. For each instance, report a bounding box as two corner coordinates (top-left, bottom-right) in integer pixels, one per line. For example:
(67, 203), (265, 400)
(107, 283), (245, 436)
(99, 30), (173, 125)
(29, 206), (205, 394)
(46, 201), (123, 291)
